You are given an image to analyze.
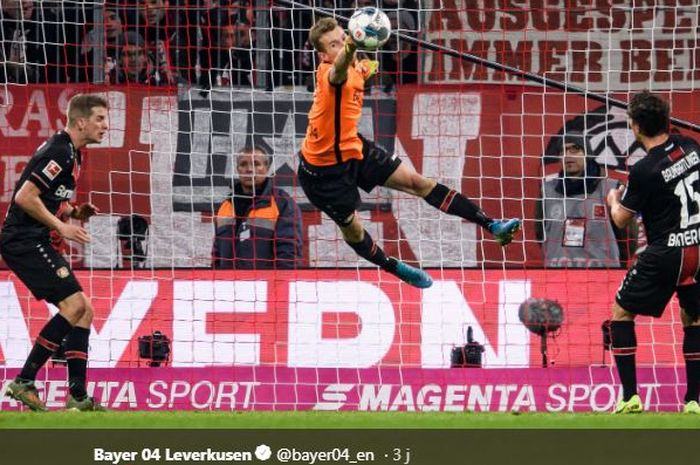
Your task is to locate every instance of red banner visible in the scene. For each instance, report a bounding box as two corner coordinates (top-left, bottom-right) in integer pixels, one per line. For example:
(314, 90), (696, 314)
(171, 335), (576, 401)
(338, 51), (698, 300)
(0, 269), (685, 369)
(3, 84), (700, 269)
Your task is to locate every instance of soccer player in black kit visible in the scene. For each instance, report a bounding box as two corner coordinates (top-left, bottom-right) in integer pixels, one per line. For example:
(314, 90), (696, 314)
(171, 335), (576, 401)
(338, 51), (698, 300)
(607, 91), (700, 414)
(2, 94), (109, 412)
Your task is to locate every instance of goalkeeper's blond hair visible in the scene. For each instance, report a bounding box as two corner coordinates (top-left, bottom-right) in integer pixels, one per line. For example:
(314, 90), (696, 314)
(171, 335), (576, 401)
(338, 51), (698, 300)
(309, 17), (339, 52)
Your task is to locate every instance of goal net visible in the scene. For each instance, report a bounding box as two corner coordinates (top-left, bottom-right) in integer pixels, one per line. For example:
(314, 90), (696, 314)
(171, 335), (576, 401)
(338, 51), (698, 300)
(0, 0), (695, 412)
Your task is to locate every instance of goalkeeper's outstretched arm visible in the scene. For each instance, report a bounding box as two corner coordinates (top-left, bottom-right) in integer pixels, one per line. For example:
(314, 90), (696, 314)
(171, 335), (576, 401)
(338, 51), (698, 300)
(329, 36), (357, 85)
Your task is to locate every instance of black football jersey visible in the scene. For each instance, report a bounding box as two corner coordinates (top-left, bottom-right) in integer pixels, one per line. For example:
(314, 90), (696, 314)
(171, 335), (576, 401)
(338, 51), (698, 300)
(621, 134), (700, 247)
(1, 131), (81, 242)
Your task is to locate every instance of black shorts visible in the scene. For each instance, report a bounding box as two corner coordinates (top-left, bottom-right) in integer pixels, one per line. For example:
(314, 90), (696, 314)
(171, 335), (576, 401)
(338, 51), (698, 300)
(616, 245), (700, 319)
(298, 135), (401, 225)
(1, 238), (82, 305)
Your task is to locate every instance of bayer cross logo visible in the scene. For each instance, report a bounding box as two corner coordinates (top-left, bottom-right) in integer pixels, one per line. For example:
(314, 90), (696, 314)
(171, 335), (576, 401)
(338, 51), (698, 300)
(544, 105), (648, 171)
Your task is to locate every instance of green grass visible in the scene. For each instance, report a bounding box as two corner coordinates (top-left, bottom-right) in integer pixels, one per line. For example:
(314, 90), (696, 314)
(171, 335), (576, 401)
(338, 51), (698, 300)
(1, 411), (699, 429)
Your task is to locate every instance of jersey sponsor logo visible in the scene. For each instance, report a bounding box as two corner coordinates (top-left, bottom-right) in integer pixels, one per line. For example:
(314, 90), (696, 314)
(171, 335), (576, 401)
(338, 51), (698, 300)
(56, 267), (70, 279)
(42, 160), (63, 180)
(54, 185), (74, 199)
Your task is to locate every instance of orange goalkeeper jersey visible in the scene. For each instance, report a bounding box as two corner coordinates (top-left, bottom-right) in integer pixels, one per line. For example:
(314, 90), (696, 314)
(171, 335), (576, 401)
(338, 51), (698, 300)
(300, 60), (375, 166)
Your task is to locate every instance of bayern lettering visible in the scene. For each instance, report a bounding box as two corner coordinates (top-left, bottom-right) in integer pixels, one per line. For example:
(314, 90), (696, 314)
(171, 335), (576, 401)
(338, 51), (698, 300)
(0, 278), (530, 369)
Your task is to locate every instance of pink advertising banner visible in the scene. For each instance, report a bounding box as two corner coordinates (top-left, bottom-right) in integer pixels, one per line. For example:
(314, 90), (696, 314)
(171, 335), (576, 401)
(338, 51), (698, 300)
(0, 367), (686, 413)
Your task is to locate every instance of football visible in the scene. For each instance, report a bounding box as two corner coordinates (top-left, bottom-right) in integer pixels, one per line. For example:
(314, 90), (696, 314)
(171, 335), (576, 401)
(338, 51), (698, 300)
(347, 7), (392, 51)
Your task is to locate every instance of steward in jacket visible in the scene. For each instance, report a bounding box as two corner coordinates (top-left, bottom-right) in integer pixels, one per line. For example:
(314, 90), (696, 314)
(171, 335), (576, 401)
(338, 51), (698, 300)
(212, 146), (303, 269)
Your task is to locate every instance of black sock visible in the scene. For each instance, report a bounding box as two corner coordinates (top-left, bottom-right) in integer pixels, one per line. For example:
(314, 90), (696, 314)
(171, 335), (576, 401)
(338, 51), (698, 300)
(683, 326), (700, 403)
(346, 230), (398, 273)
(18, 314), (73, 381)
(65, 326), (90, 400)
(423, 183), (492, 229)
(611, 320), (638, 401)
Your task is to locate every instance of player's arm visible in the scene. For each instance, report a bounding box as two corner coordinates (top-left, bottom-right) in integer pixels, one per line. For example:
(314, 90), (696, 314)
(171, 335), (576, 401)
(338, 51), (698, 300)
(14, 180), (91, 244)
(329, 36), (357, 85)
(607, 184), (636, 229)
(608, 166), (649, 229)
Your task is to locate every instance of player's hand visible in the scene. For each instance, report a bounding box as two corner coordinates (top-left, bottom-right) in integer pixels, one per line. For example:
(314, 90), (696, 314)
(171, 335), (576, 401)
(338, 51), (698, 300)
(344, 34), (357, 55)
(72, 202), (100, 221)
(57, 222), (91, 244)
(607, 185), (625, 207)
(358, 59), (379, 79)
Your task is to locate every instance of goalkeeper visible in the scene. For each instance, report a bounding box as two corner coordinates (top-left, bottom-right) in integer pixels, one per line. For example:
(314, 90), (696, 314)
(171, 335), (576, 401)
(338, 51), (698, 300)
(298, 18), (521, 288)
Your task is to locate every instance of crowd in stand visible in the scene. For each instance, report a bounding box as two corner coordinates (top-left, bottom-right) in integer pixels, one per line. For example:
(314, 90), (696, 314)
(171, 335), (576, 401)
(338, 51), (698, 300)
(0, 0), (419, 90)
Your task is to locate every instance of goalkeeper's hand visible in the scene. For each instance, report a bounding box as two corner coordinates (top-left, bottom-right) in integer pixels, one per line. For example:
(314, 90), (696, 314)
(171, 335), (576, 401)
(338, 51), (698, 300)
(357, 59), (379, 79)
(344, 35), (357, 56)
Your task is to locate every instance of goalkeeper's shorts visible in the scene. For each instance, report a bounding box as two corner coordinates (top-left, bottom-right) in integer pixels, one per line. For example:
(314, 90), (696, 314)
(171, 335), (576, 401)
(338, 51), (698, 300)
(297, 135), (401, 226)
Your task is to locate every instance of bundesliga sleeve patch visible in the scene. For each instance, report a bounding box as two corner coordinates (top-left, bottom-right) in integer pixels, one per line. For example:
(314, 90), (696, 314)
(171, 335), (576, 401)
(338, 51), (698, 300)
(42, 160), (63, 180)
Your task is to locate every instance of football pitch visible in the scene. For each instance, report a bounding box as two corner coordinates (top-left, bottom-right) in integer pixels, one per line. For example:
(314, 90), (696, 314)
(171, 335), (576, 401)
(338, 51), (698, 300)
(1, 411), (699, 429)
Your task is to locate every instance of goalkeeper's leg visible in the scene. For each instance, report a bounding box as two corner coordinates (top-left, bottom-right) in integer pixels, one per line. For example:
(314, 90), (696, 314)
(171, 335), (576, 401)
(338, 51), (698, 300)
(383, 164), (521, 246)
(340, 214), (432, 289)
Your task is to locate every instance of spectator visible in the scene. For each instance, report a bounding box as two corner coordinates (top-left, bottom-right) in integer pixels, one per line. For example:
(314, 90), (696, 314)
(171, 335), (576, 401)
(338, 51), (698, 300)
(224, 0), (254, 25)
(126, 0), (194, 84)
(108, 31), (166, 85)
(81, 7), (126, 81)
(0, 0), (65, 83)
(212, 145), (304, 269)
(53, 1), (88, 83)
(269, 7), (296, 88)
(535, 133), (633, 268)
(209, 18), (254, 87)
